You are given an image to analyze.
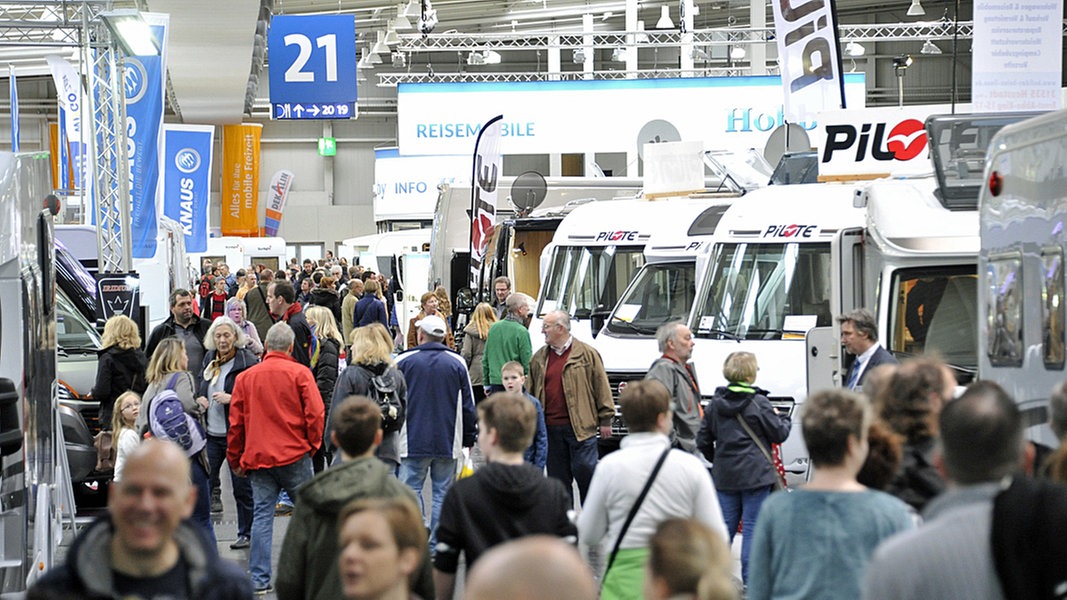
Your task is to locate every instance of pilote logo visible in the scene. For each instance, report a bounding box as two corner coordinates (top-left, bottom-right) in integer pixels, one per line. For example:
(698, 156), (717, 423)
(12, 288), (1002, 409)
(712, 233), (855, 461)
(763, 224), (816, 238)
(885, 119), (927, 161)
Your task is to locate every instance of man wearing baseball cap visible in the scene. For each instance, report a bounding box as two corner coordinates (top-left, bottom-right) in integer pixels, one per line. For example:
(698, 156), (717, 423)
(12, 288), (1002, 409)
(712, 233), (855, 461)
(395, 313), (478, 553)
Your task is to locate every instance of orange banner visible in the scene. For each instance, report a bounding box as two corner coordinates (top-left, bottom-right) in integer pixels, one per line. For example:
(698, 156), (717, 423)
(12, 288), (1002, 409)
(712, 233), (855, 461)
(220, 123), (263, 237)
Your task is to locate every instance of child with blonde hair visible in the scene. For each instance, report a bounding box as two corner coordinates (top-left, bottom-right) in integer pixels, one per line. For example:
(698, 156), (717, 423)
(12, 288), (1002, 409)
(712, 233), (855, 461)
(111, 391), (142, 481)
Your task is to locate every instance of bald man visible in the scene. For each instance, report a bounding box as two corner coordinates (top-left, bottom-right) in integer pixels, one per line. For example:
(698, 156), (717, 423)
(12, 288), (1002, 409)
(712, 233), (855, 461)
(464, 536), (596, 600)
(29, 440), (252, 599)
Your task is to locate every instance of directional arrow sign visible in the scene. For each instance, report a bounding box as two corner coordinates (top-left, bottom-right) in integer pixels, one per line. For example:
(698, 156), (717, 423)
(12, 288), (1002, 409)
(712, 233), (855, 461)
(269, 15), (357, 119)
(273, 102), (356, 120)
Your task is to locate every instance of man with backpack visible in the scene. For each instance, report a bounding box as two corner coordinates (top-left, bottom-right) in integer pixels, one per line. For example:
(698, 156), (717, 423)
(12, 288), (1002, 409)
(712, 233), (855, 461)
(227, 322), (325, 595)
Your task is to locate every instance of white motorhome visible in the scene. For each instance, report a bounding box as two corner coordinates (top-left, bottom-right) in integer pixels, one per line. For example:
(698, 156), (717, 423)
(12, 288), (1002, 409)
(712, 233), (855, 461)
(340, 229), (432, 338)
(0, 152), (90, 590)
(429, 176), (644, 304)
(977, 109), (1064, 446)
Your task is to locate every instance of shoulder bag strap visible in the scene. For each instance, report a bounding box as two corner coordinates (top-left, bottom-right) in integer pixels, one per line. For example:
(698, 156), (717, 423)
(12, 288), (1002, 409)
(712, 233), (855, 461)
(604, 446), (672, 577)
(735, 414), (786, 488)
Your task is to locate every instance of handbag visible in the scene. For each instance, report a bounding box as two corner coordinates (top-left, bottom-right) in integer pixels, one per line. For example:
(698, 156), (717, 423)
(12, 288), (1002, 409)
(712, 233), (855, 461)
(603, 446), (672, 579)
(734, 415), (788, 492)
(93, 430), (115, 472)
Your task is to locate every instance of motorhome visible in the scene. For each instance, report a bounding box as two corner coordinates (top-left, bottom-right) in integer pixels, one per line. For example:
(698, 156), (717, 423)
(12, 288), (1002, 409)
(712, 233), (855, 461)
(428, 176), (644, 310)
(977, 109), (1066, 446)
(187, 235), (288, 278)
(0, 151), (93, 590)
(689, 114), (1022, 481)
(340, 229), (432, 339)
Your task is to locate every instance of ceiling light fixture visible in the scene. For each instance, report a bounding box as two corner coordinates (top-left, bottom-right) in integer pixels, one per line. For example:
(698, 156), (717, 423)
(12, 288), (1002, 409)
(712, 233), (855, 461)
(392, 52), (406, 67)
(399, 0), (419, 17)
(467, 50), (502, 65)
(730, 46), (746, 60)
(100, 9), (161, 56)
(844, 41), (866, 57)
(656, 5), (674, 29)
(384, 24), (401, 45)
(572, 47), (587, 64)
(921, 39), (942, 54)
(611, 47), (629, 62)
(371, 31), (391, 55)
(907, 0), (925, 16)
(635, 20), (649, 43)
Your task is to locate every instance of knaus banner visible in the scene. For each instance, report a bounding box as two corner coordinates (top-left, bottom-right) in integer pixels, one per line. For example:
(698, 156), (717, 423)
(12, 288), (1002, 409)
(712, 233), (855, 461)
(45, 55), (90, 196)
(123, 12), (169, 258)
(772, 0), (846, 123)
(161, 125), (214, 253)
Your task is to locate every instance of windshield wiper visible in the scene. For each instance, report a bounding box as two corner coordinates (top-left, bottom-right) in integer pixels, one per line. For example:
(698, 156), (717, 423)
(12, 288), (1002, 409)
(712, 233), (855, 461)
(608, 319), (658, 335)
(695, 328), (742, 341)
(58, 345), (99, 354)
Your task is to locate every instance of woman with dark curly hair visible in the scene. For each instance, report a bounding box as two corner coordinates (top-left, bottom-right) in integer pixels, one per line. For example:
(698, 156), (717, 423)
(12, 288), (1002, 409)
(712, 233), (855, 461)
(874, 356), (956, 511)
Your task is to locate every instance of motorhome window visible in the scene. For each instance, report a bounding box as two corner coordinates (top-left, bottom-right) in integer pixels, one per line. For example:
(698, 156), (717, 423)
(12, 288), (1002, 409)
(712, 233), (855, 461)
(887, 267), (978, 369)
(607, 262), (697, 335)
(537, 246), (645, 318)
(55, 290), (102, 351)
(1041, 248), (1065, 369)
(688, 205), (730, 237)
(985, 256), (1024, 367)
(251, 258), (279, 272)
(694, 242), (832, 339)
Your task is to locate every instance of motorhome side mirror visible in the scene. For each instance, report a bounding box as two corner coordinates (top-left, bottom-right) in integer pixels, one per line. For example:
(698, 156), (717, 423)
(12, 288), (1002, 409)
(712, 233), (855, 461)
(589, 306), (611, 339)
(455, 287), (476, 313)
(574, 308), (592, 320)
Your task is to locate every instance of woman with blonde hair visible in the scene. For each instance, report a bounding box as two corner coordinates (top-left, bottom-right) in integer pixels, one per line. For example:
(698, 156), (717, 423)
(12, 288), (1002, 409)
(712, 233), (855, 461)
(225, 297), (264, 357)
(646, 518), (737, 600)
(461, 302), (498, 405)
(331, 323), (408, 468)
(306, 305), (343, 471)
(110, 391), (142, 482)
(137, 336), (215, 543)
(92, 314), (148, 430)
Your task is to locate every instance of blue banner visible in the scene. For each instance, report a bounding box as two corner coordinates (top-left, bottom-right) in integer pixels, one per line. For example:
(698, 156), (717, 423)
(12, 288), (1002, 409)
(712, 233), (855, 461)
(125, 14), (169, 259)
(9, 66), (18, 152)
(161, 125), (213, 253)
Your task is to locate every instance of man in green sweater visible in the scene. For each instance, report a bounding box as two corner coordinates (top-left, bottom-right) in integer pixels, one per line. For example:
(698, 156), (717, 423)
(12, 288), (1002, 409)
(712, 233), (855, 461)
(276, 397), (434, 600)
(482, 292), (534, 394)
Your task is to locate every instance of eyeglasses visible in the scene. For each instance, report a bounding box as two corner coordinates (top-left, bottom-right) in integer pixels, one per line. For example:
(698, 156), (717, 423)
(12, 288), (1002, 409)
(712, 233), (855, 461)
(122, 404), (138, 412)
(541, 323), (558, 331)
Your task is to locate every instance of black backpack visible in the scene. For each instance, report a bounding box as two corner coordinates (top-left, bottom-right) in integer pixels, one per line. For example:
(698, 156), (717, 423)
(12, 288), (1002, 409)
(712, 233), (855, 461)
(361, 367), (404, 433)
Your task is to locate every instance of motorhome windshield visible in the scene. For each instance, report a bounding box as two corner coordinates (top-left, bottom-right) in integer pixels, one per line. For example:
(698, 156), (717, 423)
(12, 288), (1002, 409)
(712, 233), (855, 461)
(694, 242), (832, 339)
(607, 261), (697, 336)
(538, 245), (645, 318)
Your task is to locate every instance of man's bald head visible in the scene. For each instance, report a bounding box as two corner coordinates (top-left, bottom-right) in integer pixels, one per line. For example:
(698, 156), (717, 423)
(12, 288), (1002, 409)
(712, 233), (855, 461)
(464, 536), (595, 600)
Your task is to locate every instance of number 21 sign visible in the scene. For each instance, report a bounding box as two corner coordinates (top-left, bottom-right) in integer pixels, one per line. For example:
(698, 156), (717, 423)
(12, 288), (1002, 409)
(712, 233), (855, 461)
(268, 15), (357, 117)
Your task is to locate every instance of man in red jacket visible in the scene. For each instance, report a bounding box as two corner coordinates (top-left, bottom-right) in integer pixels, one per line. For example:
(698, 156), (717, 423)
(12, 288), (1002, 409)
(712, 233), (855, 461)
(228, 321), (325, 595)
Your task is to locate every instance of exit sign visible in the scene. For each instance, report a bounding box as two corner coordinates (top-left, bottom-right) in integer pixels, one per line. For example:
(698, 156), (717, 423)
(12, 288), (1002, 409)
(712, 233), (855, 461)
(318, 137), (337, 156)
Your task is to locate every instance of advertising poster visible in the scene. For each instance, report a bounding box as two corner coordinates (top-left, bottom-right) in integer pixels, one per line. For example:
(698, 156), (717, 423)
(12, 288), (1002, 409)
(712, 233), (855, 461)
(220, 123), (263, 237)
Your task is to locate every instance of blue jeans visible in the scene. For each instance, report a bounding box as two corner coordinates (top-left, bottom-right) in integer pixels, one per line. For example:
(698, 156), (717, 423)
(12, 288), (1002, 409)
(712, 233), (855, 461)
(545, 424), (598, 504)
(399, 456), (455, 551)
(190, 455), (216, 546)
(206, 435), (253, 538)
(718, 485), (772, 584)
(248, 455), (313, 589)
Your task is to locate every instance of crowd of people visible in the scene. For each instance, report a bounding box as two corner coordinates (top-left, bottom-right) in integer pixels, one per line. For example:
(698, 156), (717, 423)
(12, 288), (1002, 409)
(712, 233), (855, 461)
(30, 271), (1067, 600)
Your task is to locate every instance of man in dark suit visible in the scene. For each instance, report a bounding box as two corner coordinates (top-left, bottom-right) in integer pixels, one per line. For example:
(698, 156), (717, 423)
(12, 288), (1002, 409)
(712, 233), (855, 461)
(837, 308), (897, 391)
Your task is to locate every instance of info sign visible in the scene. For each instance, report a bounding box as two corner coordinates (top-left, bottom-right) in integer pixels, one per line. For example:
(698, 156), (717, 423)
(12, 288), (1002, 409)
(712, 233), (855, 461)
(268, 15), (357, 120)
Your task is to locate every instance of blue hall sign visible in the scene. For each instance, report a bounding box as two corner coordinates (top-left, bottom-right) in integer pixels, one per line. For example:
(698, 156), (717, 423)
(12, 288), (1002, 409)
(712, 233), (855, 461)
(268, 15), (357, 120)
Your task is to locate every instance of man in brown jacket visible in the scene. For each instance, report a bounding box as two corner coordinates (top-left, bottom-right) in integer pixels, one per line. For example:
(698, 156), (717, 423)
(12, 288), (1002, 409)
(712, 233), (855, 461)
(529, 310), (613, 504)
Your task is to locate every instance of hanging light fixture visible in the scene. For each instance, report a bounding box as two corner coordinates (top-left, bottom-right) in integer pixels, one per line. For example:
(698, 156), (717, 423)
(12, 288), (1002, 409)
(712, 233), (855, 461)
(907, 0), (925, 16)
(844, 41), (866, 57)
(921, 39), (942, 54)
(656, 5), (674, 29)
(730, 46), (746, 60)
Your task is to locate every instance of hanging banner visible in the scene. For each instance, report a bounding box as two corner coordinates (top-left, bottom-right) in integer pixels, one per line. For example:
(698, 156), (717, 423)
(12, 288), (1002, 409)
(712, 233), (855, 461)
(161, 124), (214, 253)
(45, 55), (89, 194)
(972, 0), (1063, 112)
(263, 169), (294, 237)
(771, 0), (846, 124)
(220, 123), (263, 237)
(9, 66), (18, 152)
(468, 115), (504, 293)
(124, 12), (170, 258)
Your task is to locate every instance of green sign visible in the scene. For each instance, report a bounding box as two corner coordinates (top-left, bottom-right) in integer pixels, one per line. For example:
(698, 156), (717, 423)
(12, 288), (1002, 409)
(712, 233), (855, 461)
(318, 137), (337, 156)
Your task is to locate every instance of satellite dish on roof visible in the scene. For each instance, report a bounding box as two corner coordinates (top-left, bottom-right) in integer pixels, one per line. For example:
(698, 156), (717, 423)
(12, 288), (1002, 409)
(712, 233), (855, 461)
(510, 171), (548, 217)
(636, 119), (682, 160)
(763, 123), (812, 169)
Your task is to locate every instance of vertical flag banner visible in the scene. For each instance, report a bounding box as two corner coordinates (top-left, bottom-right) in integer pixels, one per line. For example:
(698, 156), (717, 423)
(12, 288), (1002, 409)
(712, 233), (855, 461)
(45, 55), (89, 194)
(264, 170), (295, 237)
(221, 123), (263, 237)
(771, 0), (845, 123)
(972, 0), (1063, 112)
(468, 114), (504, 293)
(161, 124), (214, 253)
(9, 66), (19, 152)
(125, 12), (169, 258)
